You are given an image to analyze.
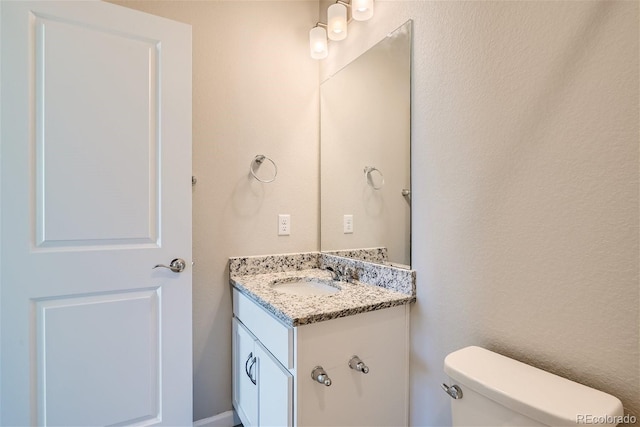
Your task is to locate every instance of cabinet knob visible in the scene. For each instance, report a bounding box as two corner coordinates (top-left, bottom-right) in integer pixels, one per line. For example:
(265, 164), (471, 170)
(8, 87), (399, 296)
(348, 355), (369, 374)
(311, 366), (332, 386)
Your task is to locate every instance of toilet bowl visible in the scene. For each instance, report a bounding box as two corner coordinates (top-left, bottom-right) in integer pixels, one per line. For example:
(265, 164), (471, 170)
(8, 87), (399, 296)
(444, 346), (624, 426)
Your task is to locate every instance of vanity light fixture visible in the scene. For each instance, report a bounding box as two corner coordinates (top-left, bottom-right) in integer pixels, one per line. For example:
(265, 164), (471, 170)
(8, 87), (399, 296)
(309, 25), (329, 59)
(327, 3), (348, 41)
(351, 0), (374, 21)
(309, 0), (374, 59)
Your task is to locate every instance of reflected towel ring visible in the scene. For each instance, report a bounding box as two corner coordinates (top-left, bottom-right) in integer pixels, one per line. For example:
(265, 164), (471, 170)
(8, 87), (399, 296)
(250, 155), (278, 183)
(364, 166), (384, 190)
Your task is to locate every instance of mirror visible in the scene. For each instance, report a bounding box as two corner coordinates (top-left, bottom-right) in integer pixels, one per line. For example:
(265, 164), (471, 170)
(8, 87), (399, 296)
(320, 20), (412, 269)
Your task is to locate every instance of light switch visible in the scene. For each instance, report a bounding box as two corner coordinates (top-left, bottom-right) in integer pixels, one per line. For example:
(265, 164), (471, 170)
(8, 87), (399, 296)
(344, 215), (353, 234)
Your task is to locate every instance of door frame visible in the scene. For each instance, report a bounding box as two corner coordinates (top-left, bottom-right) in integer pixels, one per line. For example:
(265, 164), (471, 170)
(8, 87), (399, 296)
(1, 0), (5, 418)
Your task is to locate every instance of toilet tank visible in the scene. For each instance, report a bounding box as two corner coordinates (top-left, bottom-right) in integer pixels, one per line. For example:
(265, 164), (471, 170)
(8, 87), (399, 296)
(444, 346), (624, 427)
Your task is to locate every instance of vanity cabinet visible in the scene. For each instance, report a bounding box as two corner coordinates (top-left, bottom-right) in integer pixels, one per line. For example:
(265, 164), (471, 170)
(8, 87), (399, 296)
(232, 288), (410, 427)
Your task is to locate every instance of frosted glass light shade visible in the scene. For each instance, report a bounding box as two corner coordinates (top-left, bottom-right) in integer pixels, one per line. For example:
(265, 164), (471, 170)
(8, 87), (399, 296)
(327, 3), (347, 41)
(351, 0), (374, 21)
(309, 26), (328, 59)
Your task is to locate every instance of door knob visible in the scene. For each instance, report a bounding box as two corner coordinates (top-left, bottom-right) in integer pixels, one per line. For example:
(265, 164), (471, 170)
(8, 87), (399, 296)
(153, 258), (186, 273)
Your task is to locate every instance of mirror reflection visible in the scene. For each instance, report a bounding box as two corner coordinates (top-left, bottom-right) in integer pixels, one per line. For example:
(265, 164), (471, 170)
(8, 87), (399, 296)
(320, 20), (412, 268)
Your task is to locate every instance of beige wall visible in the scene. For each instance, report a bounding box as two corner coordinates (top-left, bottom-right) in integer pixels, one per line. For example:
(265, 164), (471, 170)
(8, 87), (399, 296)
(321, 1), (639, 424)
(115, 0), (639, 424)
(111, 0), (320, 420)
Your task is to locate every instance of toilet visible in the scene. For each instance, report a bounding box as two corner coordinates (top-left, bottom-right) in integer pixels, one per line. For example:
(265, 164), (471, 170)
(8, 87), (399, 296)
(444, 346), (624, 426)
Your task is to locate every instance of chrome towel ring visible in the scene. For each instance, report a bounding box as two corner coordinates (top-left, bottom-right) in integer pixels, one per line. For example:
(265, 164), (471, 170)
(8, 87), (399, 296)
(364, 166), (384, 190)
(250, 155), (277, 183)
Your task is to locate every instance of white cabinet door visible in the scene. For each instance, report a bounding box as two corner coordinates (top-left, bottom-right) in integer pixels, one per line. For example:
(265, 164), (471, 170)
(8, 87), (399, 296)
(256, 342), (293, 427)
(233, 317), (293, 427)
(1, 2), (192, 426)
(233, 319), (259, 427)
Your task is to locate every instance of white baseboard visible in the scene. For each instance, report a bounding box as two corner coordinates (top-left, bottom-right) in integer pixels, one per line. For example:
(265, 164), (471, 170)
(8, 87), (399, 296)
(193, 410), (241, 427)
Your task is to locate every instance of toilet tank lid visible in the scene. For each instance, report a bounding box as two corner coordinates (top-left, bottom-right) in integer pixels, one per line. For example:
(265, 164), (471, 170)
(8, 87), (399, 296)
(444, 346), (624, 427)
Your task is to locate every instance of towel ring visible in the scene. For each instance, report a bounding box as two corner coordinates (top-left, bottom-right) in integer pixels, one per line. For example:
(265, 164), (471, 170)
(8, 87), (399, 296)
(250, 155), (277, 183)
(364, 166), (384, 190)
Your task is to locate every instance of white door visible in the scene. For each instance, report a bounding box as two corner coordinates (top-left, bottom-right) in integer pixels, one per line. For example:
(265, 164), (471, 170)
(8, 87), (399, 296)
(1, 1), (192, 426)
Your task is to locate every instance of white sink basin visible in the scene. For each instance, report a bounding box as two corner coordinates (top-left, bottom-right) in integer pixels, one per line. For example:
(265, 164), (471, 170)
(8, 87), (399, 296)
(270, 277), (340, 296)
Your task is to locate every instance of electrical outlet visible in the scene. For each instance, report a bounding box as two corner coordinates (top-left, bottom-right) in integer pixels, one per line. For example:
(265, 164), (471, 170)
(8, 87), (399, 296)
(343, 214), (353, 234)
(278, 214), (290, 236)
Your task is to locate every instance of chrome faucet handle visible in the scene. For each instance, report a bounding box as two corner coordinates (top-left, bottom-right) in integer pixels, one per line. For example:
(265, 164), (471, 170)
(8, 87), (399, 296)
(343, 267), (357, 283)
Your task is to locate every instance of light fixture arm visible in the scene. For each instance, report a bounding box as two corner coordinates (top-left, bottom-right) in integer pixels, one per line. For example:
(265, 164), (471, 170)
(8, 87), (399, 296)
(336, 1), (356, 24)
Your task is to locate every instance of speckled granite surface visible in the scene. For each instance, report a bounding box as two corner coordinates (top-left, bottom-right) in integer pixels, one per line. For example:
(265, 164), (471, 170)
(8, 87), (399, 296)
(319, 254), (415, 295)
(322, 247), (388, 264)
(229, 252), (415, 327)
(229, 252), (319, 275)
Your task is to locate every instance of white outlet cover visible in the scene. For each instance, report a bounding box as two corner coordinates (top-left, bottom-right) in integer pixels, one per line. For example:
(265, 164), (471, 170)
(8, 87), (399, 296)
(279, 214), (290, 236)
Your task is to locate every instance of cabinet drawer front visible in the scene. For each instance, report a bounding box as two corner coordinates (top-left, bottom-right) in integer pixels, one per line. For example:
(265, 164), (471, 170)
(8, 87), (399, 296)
(233, 289), (293, 369)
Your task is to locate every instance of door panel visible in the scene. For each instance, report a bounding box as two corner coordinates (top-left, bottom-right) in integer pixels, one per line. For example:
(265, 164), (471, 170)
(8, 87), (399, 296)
(1, 2), (192, 425)
(36, 289), (160, 426)
(35, 12), (160, 248)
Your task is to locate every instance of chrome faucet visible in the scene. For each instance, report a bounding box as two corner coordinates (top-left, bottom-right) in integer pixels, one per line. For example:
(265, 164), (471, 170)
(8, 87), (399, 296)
(323, 266), (342, 281)
(323, 266), (358, 282)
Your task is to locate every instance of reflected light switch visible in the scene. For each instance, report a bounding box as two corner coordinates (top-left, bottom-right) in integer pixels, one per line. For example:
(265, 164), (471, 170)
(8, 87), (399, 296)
(343, 215), (353, 234)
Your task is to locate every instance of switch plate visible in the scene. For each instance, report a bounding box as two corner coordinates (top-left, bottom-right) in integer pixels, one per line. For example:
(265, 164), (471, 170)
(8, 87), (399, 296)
(343, 215), (353, 234)
(278, 214), (290, 236)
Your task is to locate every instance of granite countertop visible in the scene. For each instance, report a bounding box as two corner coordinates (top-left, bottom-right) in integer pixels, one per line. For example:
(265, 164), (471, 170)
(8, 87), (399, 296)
(230, 268), (415, 327)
